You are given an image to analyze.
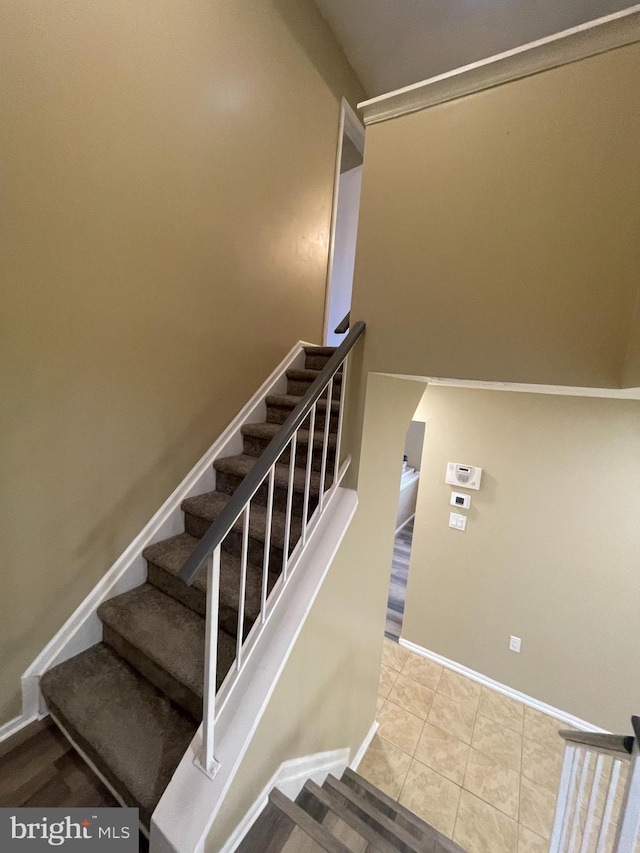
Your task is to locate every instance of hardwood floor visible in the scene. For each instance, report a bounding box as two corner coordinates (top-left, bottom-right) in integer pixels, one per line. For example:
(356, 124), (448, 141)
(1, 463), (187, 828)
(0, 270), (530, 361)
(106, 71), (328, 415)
(385, 518), (413, 642)
(0, 717), (148, 851)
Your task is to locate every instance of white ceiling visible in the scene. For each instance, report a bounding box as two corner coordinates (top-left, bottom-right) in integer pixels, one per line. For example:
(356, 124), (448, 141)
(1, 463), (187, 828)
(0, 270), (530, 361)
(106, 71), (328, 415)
(314, 0), (635, 97)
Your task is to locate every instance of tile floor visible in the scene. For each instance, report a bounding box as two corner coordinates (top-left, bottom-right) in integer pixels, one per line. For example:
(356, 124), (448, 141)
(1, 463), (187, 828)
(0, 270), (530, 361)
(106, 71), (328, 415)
(358, 638), (571, 853)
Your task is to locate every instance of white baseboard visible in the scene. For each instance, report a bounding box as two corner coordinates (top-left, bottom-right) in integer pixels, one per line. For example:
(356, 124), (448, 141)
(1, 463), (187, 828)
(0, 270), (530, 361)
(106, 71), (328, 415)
(0, 712), (42, 748)
(350, 721), (379, 771)
(20, 340), (310, 720)
(399, 639), (609, 734)
(219, 717), (381, 853)
(218, 748), (350, 853)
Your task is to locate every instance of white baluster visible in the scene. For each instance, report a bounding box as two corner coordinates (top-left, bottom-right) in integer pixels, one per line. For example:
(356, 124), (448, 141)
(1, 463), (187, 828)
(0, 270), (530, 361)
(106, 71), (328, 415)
(301, 404), (316, 546)
(613, 750), (640, 853)
(235, 506), (250, 670)
(580, 754), (605, 853)
(260, 467), (275, 624)
(596, 759), (622, 853)
(318, 379), (333, 514)
(559, 749), (583, 852)
(550, 746), (577, 853)
(568, 751), (591, 852)
(333, 355), (348, 483)
(282, 433), (297, 581)
(199, 547), (221, 778)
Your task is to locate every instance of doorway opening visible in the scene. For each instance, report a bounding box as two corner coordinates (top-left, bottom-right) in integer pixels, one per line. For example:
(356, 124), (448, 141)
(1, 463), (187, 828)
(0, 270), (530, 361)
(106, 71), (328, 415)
(323, 98), (365, 346)
(385, 419), (425, 641)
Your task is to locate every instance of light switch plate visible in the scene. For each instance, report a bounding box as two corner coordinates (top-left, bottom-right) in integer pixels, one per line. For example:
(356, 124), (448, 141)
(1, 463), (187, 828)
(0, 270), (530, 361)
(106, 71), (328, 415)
(449, 512), (467, 531)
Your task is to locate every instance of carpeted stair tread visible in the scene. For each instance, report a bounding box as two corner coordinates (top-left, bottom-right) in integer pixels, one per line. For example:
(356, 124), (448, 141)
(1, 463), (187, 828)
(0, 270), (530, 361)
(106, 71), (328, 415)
(286, 368), (343, 384)
(144, 531), (276, 629)
(214, 454), (325, 496)
(181, 490), (301, 550)
(98, 584), (235, 702)
(265, 394), (340, 413)
(40, 643), (197, 824)
(241, 422), (337, 450)
(143, 533), (208, 594)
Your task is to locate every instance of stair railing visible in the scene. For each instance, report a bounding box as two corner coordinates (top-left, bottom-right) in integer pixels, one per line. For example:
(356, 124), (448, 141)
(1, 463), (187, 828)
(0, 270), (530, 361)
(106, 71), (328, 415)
(179, 321), (365, 778)
(549, 716), (640, 852)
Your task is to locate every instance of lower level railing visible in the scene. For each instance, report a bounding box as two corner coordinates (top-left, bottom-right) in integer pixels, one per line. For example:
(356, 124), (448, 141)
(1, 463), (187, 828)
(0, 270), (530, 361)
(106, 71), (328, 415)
(550, 717), (640, 852)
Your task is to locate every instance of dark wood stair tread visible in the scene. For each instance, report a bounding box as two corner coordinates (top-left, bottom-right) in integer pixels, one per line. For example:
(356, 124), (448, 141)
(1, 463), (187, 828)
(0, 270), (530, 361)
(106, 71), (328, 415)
(270, 788), (352, 853)
(341, 770), (466, 853)
(297, 779), (398, 852)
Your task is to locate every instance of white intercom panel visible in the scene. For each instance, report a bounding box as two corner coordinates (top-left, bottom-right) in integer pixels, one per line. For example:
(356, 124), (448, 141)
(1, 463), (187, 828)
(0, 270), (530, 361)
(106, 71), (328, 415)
(445, 462), (482, 491)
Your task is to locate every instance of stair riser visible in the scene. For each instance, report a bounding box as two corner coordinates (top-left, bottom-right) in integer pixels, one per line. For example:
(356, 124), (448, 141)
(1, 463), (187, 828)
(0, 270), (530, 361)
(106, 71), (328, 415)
(145, 563), (256, 641)
(304, 355), (332, 370)
(287, 378), (342, 397)
(215, 470), (328, 516)
(243, 436), (336, 474)
(147, 562), (207, 617)
(146, 562), (267, 646)
(340, 777), (423, 843)
(183, 513), (288, 568)
(266, 405), (339, 430)
(102, 625), (203, 722)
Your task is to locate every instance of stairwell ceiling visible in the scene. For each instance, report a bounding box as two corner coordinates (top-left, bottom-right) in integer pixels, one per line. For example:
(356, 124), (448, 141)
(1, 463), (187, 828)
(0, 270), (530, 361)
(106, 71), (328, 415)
(314, 0), (635, 97)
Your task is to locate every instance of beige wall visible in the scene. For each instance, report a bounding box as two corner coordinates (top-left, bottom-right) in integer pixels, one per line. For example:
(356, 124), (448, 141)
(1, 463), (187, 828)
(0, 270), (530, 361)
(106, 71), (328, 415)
(351, 43), (640, 389)
(209, 373), (425, 850)
(403, 385), (640, 732)
(0, 0), (365, 725)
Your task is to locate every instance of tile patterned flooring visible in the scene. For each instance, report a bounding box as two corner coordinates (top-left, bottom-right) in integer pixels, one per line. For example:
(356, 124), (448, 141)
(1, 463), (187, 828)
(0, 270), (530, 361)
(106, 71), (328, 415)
(359, 638), (570, 853)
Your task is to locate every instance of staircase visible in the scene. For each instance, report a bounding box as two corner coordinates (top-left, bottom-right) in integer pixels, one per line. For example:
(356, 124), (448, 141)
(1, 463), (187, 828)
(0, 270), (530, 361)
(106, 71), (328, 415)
(39, 345), (340, 830)
(238, 767), (466, 853)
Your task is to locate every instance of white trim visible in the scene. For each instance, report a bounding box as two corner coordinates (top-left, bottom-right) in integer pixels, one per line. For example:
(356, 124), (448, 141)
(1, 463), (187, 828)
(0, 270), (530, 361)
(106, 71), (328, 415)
(218, 748), (350, 853)
(151, 486), (358, 853)
(395, 513), (416, 535)
(20, 340), (311, 719)
(0, 712), (42, 748)
(322, 98), (365, 346)
(399, 471), (420, 491)
(350, 721), (379, 771)
(399, 639), (609, 733)
(358, 6), (640, 126)
(218, 718), (379, 853)
(384, 373), (640, 400)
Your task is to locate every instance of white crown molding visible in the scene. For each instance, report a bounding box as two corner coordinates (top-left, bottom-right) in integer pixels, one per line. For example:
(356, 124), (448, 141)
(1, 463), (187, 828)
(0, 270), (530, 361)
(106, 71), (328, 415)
(358, 5), (640, 126)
